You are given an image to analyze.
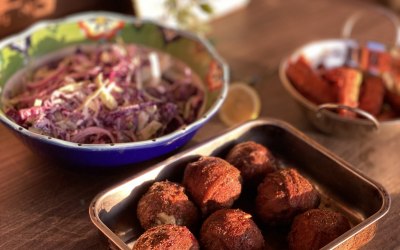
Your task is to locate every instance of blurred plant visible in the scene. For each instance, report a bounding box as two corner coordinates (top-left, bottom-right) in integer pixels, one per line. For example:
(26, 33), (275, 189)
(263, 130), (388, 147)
(163, 0), (213, 35)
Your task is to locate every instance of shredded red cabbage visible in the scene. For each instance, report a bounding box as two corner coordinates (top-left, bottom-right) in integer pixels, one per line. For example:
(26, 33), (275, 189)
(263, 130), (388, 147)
(4, 44), (204, 144)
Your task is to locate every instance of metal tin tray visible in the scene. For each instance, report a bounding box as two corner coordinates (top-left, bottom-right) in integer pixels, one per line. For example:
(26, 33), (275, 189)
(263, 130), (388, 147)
(89, 119), (390, 250)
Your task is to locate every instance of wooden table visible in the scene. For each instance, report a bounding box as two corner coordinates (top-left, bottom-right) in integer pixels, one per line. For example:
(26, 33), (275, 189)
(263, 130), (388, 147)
(1, 0), (399, 249)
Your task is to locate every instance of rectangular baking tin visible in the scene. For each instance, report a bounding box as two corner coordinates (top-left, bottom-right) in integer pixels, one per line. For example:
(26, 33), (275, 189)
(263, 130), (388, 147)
(89, 119), (390, 250)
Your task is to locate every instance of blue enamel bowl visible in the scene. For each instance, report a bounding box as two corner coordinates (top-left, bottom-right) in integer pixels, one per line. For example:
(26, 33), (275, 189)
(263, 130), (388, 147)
(0, 12), (228, 167)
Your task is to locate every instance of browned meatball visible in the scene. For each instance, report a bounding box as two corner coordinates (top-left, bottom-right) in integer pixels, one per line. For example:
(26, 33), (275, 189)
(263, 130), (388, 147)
(256, 168), (320, 224)
(226, 141), (276, 185)
(133, 224), (199, 250)
(288, 209), (351, 250)
(183, 156), (242, 215)
(137, 181), (199, 230)
(200, 209), (265, 250)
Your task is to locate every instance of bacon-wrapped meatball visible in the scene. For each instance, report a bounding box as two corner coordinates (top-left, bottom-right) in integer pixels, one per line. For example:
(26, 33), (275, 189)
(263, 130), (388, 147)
(183, 156), (242, 215)
(200, 209), (265, 250)
(137, 181), (199, 230)
(288, 209), (351, 250)
(133, 224), (199, 250)
(226, 141), (276, 186)
(256, 168), (320, 224)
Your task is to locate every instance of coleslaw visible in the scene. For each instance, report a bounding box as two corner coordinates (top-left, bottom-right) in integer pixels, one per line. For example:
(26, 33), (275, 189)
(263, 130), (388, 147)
(4, 44), (204, 144)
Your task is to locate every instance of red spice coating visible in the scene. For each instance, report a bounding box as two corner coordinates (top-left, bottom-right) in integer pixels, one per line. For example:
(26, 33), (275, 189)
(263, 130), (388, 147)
(133, 224), (199, 250)
(288, 209), (351, 250)
(200, 209), (265, 250)
(359, 75), (385, 116)
(137, 181), (199, 230)
(255, 168), (320, 225)
(323, 67), (362, 118)
(286, 56), (335, 104)
(226, 141), (276, 185)
(183, 156), (242, 215)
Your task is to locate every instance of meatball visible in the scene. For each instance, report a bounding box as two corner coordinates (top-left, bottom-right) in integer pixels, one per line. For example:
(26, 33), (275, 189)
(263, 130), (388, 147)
(226, 141), (276, 185)
(256, 168), (320, 224)
(133, 224), (199, 250)
(183, 156), (242, 215)
(288, 209), (351, 250)
(137, 181), (199, 230)
(200, 209), (265, 250)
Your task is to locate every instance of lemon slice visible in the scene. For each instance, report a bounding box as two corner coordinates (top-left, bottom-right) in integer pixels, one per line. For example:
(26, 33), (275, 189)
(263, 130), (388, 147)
(219, 82), (261, 126)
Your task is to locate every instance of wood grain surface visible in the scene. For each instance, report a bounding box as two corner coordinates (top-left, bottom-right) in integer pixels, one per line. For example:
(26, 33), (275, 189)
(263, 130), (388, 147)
(1, 0), (400, 249)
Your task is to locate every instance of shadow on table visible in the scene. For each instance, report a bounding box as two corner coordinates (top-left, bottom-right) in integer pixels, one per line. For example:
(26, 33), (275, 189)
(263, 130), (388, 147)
(0, 147), (180, 249)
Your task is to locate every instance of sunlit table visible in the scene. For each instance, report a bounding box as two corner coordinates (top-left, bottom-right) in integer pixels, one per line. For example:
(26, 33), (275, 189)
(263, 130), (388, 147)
(0, 0), (399, 249)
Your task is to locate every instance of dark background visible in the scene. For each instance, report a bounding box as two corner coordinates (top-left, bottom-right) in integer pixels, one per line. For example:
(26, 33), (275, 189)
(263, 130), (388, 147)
(0, 0), (134, 38)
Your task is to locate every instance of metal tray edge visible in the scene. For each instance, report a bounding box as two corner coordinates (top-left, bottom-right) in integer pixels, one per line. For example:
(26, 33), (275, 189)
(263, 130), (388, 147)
(89, 118), (391, 250)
